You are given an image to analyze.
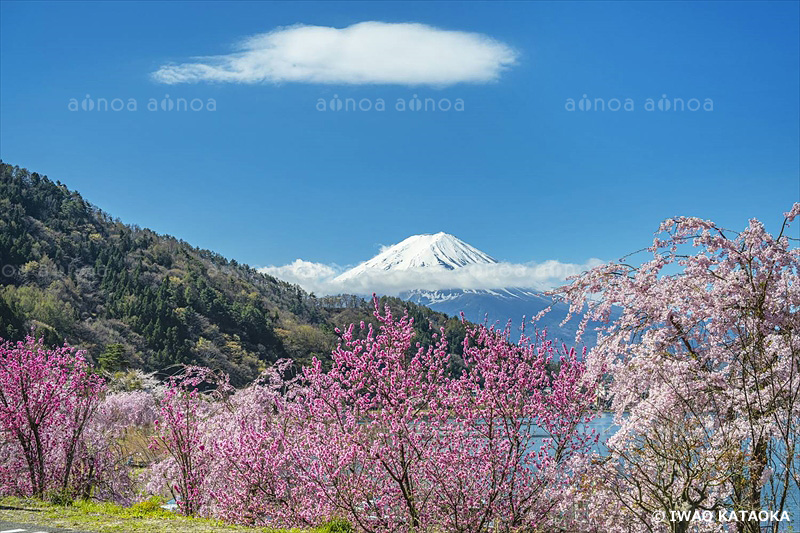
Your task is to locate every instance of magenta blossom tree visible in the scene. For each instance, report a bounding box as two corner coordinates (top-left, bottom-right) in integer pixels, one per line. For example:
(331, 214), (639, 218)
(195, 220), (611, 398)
(296, 304), (453, 531)
(0, 335), (105, 498)
(292, 299), (599, 532)
(434, 324), (598, 532)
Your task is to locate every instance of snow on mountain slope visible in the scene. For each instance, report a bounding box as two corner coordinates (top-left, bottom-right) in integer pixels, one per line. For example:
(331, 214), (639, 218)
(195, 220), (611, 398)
(334, 233), (606, 346)
(402, 288), (593, 344)
(335, 232), (496, 282)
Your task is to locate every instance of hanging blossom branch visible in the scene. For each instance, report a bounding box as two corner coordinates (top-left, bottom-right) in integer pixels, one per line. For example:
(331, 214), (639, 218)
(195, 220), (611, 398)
(554, 203), (800, 533)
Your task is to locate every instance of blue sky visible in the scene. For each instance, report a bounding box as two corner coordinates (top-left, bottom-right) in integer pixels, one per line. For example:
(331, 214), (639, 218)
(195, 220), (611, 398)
(1, 1), (798, 288)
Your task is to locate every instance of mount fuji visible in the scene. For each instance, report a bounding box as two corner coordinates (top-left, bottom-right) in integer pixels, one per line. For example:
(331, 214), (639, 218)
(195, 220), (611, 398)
(335, 232), (497, 280)
(335, 233), (601, 345)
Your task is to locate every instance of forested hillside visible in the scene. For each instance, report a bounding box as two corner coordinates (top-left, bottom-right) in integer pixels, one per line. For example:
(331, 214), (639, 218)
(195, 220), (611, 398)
(0, 163), (467, 384)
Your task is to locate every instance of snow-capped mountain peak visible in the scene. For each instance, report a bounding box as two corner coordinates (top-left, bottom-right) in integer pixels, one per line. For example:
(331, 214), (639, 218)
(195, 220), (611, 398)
(330, 232), (604, 345)
(334, 232), (496, 282)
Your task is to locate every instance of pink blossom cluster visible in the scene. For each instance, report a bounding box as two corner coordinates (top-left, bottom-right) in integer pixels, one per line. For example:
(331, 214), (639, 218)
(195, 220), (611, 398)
(0, 336), (130, 501)
(143, 303), (600, 531)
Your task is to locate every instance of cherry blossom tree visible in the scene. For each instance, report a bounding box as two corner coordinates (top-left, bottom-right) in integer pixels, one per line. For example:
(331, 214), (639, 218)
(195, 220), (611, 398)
(149, 366), (230, 516)
(558, 204), (800, 533)
(204, 360), (327, 527)
(90, 389), (160, 502)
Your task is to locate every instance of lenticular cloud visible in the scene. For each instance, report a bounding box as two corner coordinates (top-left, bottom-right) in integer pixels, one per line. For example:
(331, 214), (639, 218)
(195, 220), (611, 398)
(152, 22), (518, 86)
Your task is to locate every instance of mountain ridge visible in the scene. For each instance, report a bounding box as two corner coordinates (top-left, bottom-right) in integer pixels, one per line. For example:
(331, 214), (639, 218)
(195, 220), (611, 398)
(0, 163), (471, 384)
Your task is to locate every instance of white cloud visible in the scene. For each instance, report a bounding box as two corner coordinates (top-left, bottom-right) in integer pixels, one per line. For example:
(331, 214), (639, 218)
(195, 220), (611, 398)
(152, 21), (517, 86)
(259, 259), (340, 295)
(258, 258), (604, 296)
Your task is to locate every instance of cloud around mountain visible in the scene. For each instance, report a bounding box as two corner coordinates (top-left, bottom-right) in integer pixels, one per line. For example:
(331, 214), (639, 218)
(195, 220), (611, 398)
(258, 258), (605, 296)
(152, 22), (518, 86)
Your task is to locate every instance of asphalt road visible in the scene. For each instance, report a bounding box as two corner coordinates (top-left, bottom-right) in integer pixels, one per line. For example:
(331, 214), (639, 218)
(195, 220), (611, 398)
(0, 522), (94, 533)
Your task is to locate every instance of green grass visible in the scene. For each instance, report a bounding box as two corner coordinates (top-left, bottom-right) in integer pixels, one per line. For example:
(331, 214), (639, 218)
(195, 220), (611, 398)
(0, 496), (349, 533)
